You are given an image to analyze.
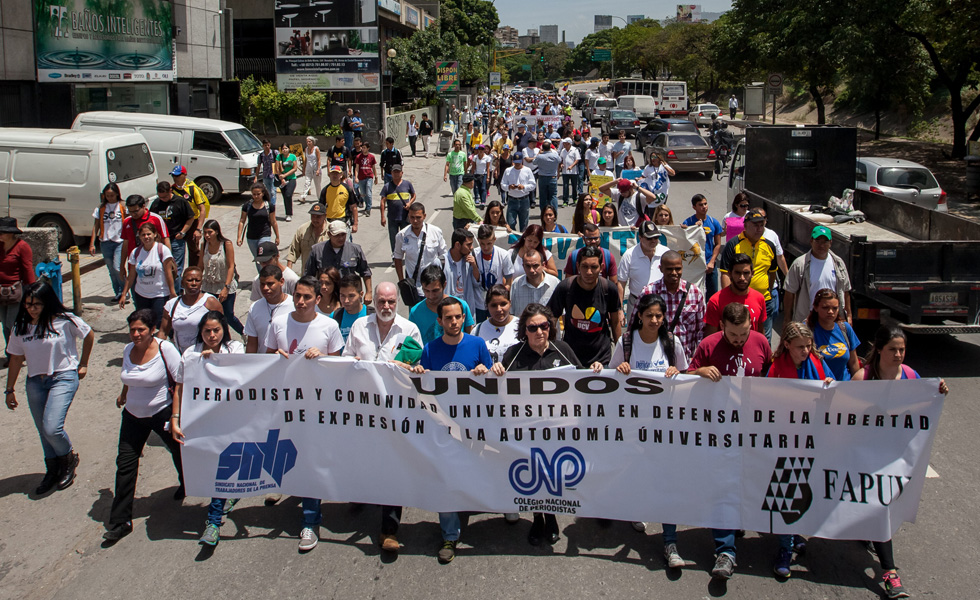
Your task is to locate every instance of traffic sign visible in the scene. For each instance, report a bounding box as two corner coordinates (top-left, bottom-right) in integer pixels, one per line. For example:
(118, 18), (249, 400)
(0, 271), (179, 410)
(592, 48), (611, 62)
(489, 71), (501, 90)
(767, 73), (783, 88)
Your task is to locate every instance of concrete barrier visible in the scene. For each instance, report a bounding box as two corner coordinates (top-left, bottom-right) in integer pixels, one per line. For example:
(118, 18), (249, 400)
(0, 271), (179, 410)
(385, 106), (438, 152)
(18, 227), (59, 269)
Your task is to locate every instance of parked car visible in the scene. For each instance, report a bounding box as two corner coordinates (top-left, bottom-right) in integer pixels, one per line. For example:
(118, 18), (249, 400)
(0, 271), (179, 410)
(573, 90), (593, 109)
(644, 131), (716, 177)
(636, 118), (699, 150)
(601, 110), (642, 137)
(617, 95), (658, 122)
(855, 157), (947, 212)
(689, 103), (722, 127)
(584, 97), (619, 125)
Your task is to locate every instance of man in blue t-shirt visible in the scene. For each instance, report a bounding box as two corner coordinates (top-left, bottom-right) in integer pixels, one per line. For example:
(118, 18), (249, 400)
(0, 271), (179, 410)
(682, 193), (723, 298)
(409, 265), (475, 344)
(331, 274), (373, 350)
(411, 297), (492, 564)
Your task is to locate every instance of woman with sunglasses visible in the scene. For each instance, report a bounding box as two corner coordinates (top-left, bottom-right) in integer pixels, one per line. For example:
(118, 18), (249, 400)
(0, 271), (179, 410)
(723, 192), (750, 243)
(171, 310), (244, 546)
(490, 304), (602, 545)
(806, 288), (861, 380)
(5, 281), (94, 495)
(851, 325), (947, 598)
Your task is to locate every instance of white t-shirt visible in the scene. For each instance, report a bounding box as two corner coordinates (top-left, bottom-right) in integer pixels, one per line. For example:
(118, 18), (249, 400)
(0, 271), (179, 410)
(163, 293), (216, 353)
(560, 147), (580, 174)
(119, 340), (182, 418)
(474, 318), (520, 363)
(511, 248), (553, 278)
(472, 154), (493, 175)
(7, 315), (91, 377)
(244, 294), (294, 354)
(175, 340), (245, 383)
(250, 266), (300, 301)
(808, 256), (836, 305)
(610, 332), (689, 372)
(598, 141), (614, 161)
(473, 247), (515, 310)
(585, 149), (601, 171)
(610, 189), (640, 225)
(264, 312), (344, 356)
(522, 146), (539, 171)
(612, 141), (632, 167)
(92, 202), (123, 243)
(641, 164), (670, 196)
(128, 243), (173, 298)
(618, 244), (669, 297)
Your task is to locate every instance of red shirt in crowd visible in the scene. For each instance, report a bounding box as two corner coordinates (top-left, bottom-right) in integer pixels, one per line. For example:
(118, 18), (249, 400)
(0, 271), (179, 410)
(354, 152), (377, 181)
(688, 330), (772, 377)
(121, 210), (169, 251)
(705, 287), (768, 332)
(0, 239), (37, 286)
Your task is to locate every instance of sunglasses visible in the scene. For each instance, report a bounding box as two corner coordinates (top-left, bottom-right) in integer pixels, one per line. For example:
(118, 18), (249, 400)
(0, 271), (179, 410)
(526, 322), (551, 333)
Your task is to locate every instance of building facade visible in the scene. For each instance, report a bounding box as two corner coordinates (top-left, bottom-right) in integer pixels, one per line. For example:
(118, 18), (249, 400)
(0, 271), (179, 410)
(494, 25), (518, 47)
(539, 25), (558, 45)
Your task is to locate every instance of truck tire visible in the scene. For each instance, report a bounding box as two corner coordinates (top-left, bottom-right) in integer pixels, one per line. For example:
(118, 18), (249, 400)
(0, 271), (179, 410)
(195, 177), (222, 203)
(32, 214), (75, 252)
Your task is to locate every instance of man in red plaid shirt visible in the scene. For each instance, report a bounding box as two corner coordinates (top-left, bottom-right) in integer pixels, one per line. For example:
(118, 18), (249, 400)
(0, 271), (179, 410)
(639, 250), (705, 359)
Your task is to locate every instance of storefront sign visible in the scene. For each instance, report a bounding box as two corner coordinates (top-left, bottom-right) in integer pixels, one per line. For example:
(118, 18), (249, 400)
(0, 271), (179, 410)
(34, 0), (173, 82)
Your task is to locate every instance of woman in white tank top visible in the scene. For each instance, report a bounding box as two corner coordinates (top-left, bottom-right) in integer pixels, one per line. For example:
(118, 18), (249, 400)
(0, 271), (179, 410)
(158, 266), (223, 353)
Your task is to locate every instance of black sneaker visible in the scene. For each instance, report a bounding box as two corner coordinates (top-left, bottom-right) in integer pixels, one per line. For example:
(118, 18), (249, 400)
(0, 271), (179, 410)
(103, 522), (133, 542)
(438, 540), (457, 563)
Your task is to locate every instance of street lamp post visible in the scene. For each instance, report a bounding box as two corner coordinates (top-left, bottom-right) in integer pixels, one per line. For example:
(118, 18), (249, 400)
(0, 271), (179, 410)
(385, 47), (397, 139)
(609, 15), (628, 86)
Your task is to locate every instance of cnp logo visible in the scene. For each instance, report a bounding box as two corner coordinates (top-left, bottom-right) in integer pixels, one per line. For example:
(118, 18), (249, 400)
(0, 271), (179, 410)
(216, 429), (297, 486)
(509, 447), (586, 496)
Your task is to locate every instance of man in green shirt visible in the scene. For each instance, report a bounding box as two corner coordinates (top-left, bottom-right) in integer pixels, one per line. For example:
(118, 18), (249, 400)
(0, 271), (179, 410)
(453, 174), (480, 231)
(443, 139), (467, 194)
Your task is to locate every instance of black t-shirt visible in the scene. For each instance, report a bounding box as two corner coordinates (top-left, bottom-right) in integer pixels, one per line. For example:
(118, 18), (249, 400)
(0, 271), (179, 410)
(418, 119), (434, 136)
(379, 148), (403, 174)
(329, 145), (349, 167)
(150, 197), (194, 237)
(501, 339), (582, 372)
(341, 116), (353, 133)
(242, 201), (272, 240)
(547, 276), (621, 367)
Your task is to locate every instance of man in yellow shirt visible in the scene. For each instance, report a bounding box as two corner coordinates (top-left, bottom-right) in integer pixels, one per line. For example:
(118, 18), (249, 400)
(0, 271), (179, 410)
(169, 165), (209, 267)
(318, 165), (359, 233)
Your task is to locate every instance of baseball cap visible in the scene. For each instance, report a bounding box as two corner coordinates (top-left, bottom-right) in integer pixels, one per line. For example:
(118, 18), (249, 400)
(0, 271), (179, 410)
(308, 204), (326, 216)
(812, 225), (832, 240)
(562, 137), (572, 145)
(512, 151), (524, 160)
(503, 143), (511, 149)
(617, 178), (633, 192)
(639, 221), (661, 239)
(170, 165), (187, 177)
(254, 241), (279, 262)
(597, 157), (607, 165)
(744, 208), (766, 223)
(391, 164), (403, 171)
(517, 122), (527, 128)
(328, 220), (349, 236)
(329, 165), (343, 173)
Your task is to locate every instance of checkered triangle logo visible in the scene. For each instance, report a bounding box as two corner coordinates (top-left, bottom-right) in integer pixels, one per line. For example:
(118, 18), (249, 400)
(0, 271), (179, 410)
(761, 456), (814, 525)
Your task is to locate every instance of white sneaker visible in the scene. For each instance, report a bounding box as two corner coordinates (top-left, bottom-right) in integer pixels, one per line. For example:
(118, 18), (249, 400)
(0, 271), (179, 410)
(285, 215), (292, 222)
(298, 526), (318, 551)
(504, 513), (520, 523)
(664, 543), (685, 568)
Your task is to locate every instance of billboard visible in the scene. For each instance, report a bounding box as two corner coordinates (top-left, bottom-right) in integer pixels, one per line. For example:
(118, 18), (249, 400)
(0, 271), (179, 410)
(436, 61), (458, 94)
(33, 0), (173, 82)
(489, 71), (501, 91)
(378, 0), (401, 16)
(594, 15), (612, 32)
(275, 0), (380, 91)
(677, 4), (702, 22)
(405, 6), (419, 26)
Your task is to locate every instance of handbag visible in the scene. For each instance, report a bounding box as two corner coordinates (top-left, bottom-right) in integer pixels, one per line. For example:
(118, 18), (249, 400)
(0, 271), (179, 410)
(0, 281), (23, 305)
(397, 230), (427, 306)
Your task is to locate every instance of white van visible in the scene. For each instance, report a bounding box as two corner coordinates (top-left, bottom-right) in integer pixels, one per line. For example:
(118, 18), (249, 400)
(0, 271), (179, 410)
(72, 112), (264, 202)
(617, 95), (658, 121)
(0, 129), (159, 250)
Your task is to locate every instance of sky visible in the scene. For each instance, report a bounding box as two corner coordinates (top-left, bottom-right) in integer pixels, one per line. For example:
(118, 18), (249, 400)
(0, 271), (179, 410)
(491, 0), (733, 46)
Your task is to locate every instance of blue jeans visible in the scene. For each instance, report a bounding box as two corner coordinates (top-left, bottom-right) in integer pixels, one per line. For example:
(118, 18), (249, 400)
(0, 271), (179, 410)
(303, 497), (322, 527)
(506, 194), (530, 232)
(662, 523), (678, 544)
(246, 236), (272, 260)
(344, 131), (354, 153)
(26, 370), (79, 458)
(561, 173), (578, 205)
(713, 528), (737, 558)
(356, 178), (373, 213)
(763, 297), (776, 343)
(538, 175), (559, 214)
(474, 174), (488, 206)
(387, 218), (409, 254)
(220, 292), (245, 335)
(133, 292), (168, 328)
(439, 511), (461, 541)
(0, 303), (19, 354)
(615, 165), (624, 178)
(101, 240), (124, 297)
(383, 173), (393, 184)
(577, 163), (586, 196)
(261, 175), (278, 210)
(449, 174), (462, 194)
(207, 498), (229, 526)
(170, 238), (186, 294)
(705, 267), (719, 300)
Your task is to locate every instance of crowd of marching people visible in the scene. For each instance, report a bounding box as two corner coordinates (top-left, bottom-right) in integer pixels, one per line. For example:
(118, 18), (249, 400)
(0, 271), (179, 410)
(0, 87), (948, 599)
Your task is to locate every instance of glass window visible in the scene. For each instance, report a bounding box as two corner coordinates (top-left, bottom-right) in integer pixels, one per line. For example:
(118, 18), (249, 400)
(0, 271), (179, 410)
(192, 131), (233, 155)
(74, 84), (169, 114)
(877, 167), (938, 189)
(785, 149), (815, 168)
(106, 143), (155, 184)
(0, 150), (8, 180)
(226, 128), (263, 154)
(855, 161), (867, 183)
(669, 135), (709, 147)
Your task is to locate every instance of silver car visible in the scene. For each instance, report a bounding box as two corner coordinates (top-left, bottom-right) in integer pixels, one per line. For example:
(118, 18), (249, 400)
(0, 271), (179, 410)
(645, 132), (716, 177)
(601, 110), (642, 138)
(855, 157), (947, 212)
(689, 103), (721, 127)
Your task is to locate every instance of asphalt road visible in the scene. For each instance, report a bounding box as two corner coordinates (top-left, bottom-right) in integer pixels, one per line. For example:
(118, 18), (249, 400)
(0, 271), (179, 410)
(1, 94), (977, 600)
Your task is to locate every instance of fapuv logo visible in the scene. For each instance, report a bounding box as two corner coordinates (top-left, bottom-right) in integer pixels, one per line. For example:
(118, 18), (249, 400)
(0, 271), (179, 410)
(761, 456), (814, 526)
(216, 429), (297, 486)
(509, 447), (586, 496)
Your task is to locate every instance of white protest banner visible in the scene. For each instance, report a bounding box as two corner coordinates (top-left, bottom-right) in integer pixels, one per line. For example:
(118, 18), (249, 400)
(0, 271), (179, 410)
(508, 113), (562, 133)
(181, 356), (943, 542)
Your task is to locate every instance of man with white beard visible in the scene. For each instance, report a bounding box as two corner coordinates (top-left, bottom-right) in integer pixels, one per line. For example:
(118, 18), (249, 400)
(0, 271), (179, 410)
(340, 281), (423, 554)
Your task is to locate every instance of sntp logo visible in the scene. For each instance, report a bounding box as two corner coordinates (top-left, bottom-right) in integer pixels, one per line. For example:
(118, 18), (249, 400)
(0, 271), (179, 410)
(509, 447), (586, 496)
(761, 456), (814, 526)
(216, 429), (297, 485)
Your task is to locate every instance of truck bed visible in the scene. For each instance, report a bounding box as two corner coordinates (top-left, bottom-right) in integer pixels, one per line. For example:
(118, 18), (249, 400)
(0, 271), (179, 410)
(780, 205), (915, 243)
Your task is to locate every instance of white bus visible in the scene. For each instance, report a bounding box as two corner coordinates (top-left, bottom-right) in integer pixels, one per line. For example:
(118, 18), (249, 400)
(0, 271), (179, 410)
(611, 79), (689, 117)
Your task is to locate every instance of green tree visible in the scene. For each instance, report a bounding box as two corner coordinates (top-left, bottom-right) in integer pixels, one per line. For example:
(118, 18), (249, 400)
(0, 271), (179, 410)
(250, 81), (288, 135)
(568, 30), (614, 78)
(287, 87), (328, 132)
(438, 0), (499, 47)
(611, 20), (661, 79)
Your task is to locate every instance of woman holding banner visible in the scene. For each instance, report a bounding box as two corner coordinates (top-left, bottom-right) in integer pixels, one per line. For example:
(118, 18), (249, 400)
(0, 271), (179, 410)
(171, 310), (245, 546)
(851, 325), (947, 599)
(490, 304), (602, 545)
(765, 321), (834, 579)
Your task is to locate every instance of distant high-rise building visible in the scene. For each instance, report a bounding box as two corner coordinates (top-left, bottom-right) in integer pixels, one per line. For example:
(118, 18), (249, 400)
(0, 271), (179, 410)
(565, 41), (575, 49)
(494, 26), (519, 47)
(627, 14), (645, 24)
(518, 34), (540, 49)
(594, 15), (612, 32)
(540, 25), (559, 45)
(527, 28), (538, 37)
